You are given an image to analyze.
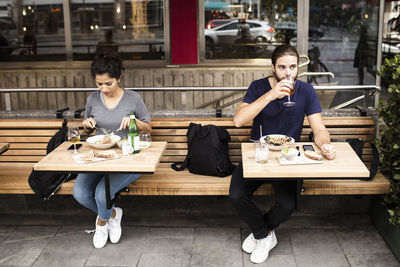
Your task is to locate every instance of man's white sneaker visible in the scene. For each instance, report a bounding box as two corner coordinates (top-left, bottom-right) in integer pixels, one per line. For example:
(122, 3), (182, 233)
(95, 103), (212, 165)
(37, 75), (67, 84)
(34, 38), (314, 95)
(108, 207), (123, 244)
(93, 222), (108, 248)
(250, 230), (277, 264)
(242, 233), (257, 253)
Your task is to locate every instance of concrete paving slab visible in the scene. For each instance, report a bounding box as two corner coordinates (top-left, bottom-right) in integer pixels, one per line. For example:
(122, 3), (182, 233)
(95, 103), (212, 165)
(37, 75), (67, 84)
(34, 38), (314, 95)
(336, 229), (393, 255)
(346, 253), (400, 267)
(289, 228), (338, 244)
(243, 254), (297, 267)
(190, 228), (242, 267)
(292, 240), (350, 267)
(0, 226), (59, 266)
(0, 226), (14, 243)
(137, 252), (191, 267)
(32, 226), (93, 267)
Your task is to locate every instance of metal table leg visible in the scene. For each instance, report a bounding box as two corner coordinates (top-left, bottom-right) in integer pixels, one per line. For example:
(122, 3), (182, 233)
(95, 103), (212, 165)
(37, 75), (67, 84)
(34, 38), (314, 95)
(295, 179), (303, 211)
(105, 174), (116, 210)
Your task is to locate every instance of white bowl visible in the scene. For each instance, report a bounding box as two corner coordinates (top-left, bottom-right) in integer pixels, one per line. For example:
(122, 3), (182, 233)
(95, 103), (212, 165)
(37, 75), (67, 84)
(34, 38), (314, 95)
(260, 134), (295, 151)
(86, 135), (121, 149)
(281, 147), (298, 161)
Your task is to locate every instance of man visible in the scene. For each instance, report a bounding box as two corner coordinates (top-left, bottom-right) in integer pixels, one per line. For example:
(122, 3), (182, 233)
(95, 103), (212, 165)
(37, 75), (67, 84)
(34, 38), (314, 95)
(229, 45), (336, 264)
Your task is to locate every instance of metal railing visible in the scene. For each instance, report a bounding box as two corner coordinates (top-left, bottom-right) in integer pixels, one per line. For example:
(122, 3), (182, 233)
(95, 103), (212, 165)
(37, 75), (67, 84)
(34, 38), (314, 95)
(0, 85), (380, 112)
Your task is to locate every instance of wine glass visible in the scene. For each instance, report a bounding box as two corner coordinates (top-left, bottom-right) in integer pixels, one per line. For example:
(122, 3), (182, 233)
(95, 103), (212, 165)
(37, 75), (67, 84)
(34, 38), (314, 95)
(68, 126), (81, 154)
(139, 131), (151, 149)
(283, 76), (295, 107)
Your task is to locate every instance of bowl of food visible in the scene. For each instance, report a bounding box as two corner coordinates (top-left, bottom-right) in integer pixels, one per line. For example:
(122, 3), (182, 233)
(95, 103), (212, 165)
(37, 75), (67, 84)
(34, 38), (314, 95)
(86, 134), (121, 149)
(280, 147), (298, 161)
(260, 134), (295, 150)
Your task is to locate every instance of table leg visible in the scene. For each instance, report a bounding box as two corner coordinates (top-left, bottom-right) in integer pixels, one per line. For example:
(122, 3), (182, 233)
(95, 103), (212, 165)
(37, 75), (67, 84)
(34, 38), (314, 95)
(295, 179), (303, 211)
(105, 174), (113, 210)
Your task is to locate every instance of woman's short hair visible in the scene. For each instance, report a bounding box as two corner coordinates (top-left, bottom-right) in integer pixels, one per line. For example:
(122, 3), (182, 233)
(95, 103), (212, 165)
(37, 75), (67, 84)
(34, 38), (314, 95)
(91, 53), (124, 79)
(271, 45), (299, 66)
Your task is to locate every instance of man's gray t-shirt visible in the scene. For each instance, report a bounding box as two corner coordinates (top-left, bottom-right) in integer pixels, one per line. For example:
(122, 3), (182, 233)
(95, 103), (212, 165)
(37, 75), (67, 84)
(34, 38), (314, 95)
(84, 89), (151, 137)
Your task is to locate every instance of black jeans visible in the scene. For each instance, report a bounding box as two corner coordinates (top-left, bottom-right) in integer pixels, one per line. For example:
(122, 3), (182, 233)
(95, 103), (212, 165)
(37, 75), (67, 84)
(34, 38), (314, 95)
(229, 162), (297, 239)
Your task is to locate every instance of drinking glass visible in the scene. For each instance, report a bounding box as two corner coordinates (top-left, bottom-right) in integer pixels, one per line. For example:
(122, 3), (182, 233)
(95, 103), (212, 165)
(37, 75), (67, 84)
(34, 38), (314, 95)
(283, 76), (295, 107)
(68, 126), (81, 154)
(254, 141), (269, 164)
(139, 131), (151, 149)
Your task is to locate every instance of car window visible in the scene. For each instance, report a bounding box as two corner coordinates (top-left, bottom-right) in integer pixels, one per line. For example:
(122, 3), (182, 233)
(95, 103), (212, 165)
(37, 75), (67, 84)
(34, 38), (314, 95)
(248, 22), (262, 28)
(217, 23), (238, 31)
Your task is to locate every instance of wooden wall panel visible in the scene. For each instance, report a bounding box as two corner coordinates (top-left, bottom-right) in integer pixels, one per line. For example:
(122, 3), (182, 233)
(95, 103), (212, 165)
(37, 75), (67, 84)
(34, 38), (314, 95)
(0, 67), (272, 112)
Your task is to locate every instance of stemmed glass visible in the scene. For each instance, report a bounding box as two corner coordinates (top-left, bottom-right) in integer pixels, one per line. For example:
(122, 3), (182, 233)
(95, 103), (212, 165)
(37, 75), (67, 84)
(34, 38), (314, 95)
(283, 76), (295, 107)
(68, 126), (81, 154)
(139, 131), (151, 149)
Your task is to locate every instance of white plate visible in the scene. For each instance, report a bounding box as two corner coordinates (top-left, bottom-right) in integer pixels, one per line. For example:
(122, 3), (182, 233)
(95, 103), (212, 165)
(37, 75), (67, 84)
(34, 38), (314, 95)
(86, 135), (121, 149)
(260, 134), (295, 151)
(277, 154), (323, 165)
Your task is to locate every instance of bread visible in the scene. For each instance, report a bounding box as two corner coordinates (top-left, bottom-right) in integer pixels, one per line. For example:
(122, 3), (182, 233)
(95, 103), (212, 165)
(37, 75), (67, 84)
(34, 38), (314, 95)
(304, 150), (323, 161)
(81, 150), (94, 161)
(94, 150), (115, 158)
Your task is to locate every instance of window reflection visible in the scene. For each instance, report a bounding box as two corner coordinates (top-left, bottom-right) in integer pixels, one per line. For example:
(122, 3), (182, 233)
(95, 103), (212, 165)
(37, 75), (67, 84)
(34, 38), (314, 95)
(0, 0), (66, 61)
(70, 0), (164, 61)
(308, 1), (379, 109)
(204, 0), (297, 59)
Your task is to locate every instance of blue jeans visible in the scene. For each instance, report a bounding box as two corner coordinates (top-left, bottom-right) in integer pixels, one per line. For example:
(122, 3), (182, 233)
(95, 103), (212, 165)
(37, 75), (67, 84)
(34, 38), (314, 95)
(73, 173), (140, 220)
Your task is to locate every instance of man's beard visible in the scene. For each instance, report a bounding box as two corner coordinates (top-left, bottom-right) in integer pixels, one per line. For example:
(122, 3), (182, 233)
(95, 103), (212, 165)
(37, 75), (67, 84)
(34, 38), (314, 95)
(273, 71), (298, 82)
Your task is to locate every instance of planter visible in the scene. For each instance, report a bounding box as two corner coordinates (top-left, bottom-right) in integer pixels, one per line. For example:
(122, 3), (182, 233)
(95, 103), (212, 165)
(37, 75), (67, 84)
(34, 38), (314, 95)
(371, 197), (400, 261)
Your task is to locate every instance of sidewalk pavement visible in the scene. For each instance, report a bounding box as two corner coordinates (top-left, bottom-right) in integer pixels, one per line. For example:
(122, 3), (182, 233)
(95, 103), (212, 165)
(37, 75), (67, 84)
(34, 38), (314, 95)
(0, 212), (398, 267)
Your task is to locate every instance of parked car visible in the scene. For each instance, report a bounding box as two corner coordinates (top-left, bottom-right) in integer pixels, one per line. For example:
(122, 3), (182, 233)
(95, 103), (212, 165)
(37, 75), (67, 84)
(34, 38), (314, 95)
(205, 19), (275, 46)
(206, 19), (231, 29)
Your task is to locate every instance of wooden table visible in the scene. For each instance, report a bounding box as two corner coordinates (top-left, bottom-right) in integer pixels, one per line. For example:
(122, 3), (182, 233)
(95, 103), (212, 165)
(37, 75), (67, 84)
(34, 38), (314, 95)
(34, 141), (167, 208)
(242, 142), (370, 209)
(0, 143), (9, 155)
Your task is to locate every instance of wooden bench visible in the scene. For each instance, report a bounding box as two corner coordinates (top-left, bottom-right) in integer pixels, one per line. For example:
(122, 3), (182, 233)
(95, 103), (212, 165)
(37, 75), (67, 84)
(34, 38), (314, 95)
(0, 117), (390, 196)
(65, 117), (389, 196)
(0, 119), (65, 194)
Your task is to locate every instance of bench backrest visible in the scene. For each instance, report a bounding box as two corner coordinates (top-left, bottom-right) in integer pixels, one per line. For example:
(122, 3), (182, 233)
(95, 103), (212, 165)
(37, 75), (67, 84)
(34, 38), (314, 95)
(0, 119), (65, 163)
(150, 117), (376, 168)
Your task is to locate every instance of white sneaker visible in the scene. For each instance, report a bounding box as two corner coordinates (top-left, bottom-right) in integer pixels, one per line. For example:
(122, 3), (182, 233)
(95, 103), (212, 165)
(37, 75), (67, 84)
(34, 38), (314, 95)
(242, 233), (257, 253)
(108, 207), (123, 244)
(250, 230), (277, 264)
(93, 222), (108, 249)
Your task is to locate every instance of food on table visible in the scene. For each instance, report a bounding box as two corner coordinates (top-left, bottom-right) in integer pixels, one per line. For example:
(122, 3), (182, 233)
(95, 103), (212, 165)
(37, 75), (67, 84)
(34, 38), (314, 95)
(94, 135), (112, 144)
(281, 147), (298, 160)
(304, 150), (323, 161)
(265, 135), (292, 146)
(94, 150), (116, 158)
(80, 150), (95, 161)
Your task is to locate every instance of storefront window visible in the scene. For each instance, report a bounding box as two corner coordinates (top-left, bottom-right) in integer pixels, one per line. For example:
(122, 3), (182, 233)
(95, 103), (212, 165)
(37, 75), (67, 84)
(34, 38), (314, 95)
(204, 0), (297, 59)
(0, 0), (66, 61)
(308, 0), (379, 108)
(70, 0), (164, 61)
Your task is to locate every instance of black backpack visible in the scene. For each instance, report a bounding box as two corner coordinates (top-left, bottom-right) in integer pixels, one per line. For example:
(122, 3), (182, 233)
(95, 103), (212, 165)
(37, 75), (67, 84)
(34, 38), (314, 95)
(28, 125), (76, 200)
(171, 123), (235, 177)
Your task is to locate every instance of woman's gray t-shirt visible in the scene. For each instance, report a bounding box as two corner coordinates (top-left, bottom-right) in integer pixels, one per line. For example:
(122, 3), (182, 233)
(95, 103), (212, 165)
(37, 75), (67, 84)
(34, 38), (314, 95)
(84, 89), (151, 137)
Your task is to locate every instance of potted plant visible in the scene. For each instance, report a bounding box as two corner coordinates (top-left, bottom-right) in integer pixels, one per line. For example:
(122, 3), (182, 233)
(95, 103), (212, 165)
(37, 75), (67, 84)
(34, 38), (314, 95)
(373, 54), (400, 260)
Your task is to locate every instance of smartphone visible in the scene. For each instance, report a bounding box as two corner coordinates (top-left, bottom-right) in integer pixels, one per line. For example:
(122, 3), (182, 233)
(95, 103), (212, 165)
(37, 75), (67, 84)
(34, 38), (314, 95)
(67, 144), (82, 150)
(302, 145), (315, 152)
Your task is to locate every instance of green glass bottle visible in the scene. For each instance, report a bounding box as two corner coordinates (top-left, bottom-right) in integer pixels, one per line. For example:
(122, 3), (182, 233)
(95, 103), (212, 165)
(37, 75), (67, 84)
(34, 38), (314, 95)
(128, 111), (140, 154)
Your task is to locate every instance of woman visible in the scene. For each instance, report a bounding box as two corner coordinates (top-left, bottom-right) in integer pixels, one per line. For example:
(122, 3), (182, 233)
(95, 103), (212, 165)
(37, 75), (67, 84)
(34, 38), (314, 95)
(73, 53), (152, 248)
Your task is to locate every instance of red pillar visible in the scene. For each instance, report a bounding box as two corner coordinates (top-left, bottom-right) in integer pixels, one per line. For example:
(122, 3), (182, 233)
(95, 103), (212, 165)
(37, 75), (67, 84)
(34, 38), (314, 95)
(169, 0), (198, 64)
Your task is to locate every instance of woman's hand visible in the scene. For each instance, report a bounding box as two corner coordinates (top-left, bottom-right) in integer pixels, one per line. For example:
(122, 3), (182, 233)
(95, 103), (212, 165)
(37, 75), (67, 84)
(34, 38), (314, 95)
(83, 117), (96, 134)
(119, 116), (130, 130)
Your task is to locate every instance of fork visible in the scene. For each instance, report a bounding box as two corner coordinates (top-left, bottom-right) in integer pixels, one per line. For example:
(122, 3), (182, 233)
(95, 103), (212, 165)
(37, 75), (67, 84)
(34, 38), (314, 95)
(94, 126), (108, 135)
(109, 127), (122, 136)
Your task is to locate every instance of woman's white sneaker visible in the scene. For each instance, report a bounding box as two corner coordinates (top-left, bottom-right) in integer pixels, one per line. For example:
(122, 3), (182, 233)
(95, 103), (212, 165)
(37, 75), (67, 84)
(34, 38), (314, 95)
(250, 230), (277, 264)
(108, 207), (123, 244)
(242, 233), (257, 253)
(93, 222), (108, 248)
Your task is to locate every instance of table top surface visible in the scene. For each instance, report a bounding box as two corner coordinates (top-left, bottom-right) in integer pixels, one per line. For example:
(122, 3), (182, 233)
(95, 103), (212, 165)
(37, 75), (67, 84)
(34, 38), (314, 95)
(34, 141), (167, 173)
(242, 142), (370, 179)
(0, 143), (9, 154)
